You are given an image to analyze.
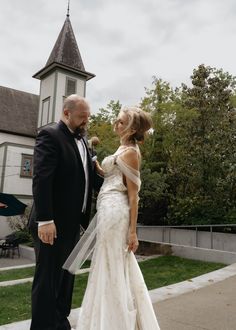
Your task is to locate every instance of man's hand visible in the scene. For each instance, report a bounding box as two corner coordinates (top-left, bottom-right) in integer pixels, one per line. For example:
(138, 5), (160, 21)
(38, 223), (57, 245)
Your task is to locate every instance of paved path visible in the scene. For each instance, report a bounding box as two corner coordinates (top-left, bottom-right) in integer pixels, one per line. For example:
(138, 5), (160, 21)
(154, 275), (236, 330)
(1, 262), (236, 329)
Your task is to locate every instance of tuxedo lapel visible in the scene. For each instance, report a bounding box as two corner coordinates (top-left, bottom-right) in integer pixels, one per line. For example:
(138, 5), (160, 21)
(58, 120), (84, 169)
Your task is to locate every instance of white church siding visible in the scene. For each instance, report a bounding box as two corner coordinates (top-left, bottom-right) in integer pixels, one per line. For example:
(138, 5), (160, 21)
(38, 72), (56, 127)
(53, 70), (63, 122)
(0, 132), (35, 146)
(75, 76), (86, 96)
(2, 143), (33, 196)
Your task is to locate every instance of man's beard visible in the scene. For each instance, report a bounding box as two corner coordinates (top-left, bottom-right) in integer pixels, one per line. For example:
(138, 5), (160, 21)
(74, 126), (86, 137)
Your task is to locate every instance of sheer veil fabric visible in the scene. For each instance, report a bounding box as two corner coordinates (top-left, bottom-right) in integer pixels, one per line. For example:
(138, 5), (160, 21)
(63, 146), (160, 330)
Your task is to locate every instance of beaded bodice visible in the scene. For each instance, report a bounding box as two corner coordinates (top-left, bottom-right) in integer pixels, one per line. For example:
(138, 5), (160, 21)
(99, 146), (141, 196)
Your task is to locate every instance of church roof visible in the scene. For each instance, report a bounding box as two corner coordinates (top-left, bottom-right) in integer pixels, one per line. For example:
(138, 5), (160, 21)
(33, 16), (95, 81)
(0, 86), (39, 138)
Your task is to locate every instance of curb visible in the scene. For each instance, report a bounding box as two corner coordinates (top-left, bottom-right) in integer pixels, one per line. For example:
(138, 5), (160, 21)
(0, 268), (91, 287)
(149, 262), (236, 303)
(0, 264), (35, 272)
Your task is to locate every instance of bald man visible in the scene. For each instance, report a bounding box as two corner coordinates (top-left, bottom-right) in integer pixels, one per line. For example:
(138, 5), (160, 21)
(29, 95), (103, 330)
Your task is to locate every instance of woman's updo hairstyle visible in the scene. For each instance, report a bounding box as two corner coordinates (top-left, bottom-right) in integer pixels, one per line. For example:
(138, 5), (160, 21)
(120, 107), (152, 144)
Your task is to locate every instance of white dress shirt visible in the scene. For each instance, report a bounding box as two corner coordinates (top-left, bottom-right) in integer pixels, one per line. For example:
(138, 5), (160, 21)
(76, 137), (89, 213)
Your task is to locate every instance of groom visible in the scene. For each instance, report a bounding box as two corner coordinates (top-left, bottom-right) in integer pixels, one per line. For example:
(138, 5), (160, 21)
(28, 95), (102, 330)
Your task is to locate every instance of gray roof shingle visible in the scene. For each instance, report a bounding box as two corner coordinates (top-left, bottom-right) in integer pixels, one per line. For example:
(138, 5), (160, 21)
(0, 86), (39, 137)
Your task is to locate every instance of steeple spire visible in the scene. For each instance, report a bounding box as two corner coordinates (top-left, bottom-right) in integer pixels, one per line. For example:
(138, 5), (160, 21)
(67, 0), (70, 18)
(33, 12), (95, 81)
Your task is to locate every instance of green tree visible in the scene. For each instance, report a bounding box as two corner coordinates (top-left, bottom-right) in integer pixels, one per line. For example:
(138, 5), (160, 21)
(88, 100), (122, 159)
(88, 67), (236, 226)
(139, 78), (177, 224)
(168, 64), (236, 224)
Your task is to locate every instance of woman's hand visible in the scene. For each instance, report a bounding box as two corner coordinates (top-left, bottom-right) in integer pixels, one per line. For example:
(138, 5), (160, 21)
(95, 160), (104, 176)
(128, 232), (139, 253)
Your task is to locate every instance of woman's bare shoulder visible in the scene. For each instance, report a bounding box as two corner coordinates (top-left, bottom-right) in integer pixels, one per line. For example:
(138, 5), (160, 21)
(120, 148), (139, 170)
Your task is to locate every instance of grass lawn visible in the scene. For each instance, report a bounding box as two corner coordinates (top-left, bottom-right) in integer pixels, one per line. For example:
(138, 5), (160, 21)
(0, 256), (225, 325)
(0, 267), (35, 282)
(139, 256), (225, 289)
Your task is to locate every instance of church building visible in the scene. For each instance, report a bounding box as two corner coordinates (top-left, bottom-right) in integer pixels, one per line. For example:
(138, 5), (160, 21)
(0, 11), (95, 236)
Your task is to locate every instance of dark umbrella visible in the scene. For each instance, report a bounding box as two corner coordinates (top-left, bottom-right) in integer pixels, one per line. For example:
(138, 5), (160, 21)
(0, 193), (27, 216)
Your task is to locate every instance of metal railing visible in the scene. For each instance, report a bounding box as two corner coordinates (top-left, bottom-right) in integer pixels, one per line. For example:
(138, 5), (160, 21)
(138, 224), (236, 250)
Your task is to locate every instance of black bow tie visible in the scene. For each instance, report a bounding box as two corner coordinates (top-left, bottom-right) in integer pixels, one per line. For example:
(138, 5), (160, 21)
(72, 132), (83, 140)
(73, 133), (82, 140)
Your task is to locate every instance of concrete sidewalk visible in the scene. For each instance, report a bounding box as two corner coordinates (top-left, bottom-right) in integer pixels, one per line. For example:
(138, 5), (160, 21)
(1, 263), (236, 329)
(155, 275), (236, 330)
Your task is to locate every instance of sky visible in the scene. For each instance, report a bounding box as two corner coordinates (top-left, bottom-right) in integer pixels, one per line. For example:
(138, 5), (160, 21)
(0, 0), (236, 113)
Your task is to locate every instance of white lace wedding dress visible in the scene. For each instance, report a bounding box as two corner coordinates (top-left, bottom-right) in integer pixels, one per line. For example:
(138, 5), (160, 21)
(63, 147), (160, 330)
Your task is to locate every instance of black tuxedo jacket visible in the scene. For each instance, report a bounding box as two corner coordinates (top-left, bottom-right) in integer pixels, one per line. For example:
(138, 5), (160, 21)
(28, 120), (102, 237)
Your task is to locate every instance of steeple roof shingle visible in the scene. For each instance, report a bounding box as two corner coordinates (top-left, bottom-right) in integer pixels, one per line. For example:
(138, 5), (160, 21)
(46, 16), (85, 71)
(33, 16), (95, 81)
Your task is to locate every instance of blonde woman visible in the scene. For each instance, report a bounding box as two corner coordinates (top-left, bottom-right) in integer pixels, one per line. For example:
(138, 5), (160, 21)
(64, 107), (160, 329)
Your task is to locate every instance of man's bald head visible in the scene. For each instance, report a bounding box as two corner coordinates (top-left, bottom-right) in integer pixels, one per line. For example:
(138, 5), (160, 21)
(62, 95), (90, 132)
(63, 94), (89, 113)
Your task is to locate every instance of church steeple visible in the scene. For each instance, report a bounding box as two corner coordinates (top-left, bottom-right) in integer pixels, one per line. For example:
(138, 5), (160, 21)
(33, 12), (95, 129)
(33, 14), (94, 81)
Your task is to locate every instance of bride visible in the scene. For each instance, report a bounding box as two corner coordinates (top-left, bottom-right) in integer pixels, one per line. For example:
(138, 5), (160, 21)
(63, 106), (160, 330)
